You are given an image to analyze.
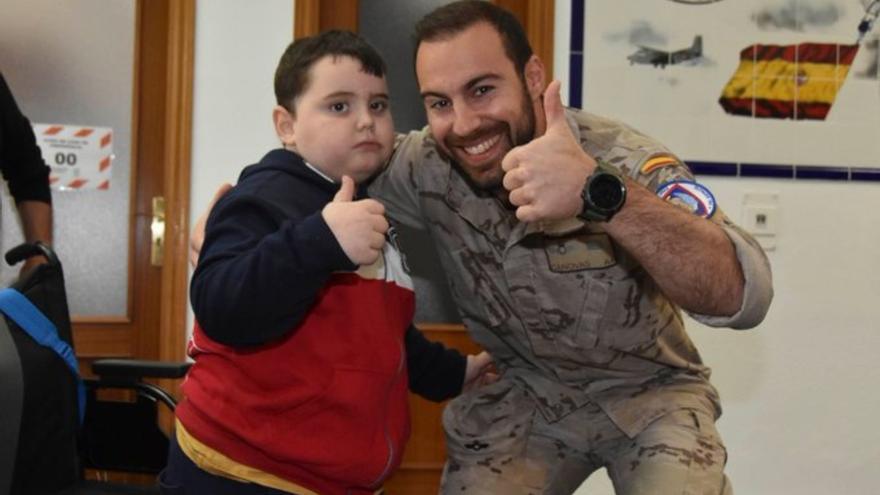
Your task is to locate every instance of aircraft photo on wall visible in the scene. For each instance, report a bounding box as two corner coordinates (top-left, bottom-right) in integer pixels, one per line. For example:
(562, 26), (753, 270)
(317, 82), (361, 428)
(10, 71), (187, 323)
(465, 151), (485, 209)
(628, 35), (704, 68)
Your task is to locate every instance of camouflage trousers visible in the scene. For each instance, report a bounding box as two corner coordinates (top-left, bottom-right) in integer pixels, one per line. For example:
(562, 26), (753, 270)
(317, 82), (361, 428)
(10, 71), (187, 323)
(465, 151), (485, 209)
(439, 379), (732, 495)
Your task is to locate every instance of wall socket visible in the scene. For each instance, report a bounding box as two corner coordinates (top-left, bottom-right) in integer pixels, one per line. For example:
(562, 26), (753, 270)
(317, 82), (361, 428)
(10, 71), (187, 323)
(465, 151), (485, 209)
(742, 193), (779, 251)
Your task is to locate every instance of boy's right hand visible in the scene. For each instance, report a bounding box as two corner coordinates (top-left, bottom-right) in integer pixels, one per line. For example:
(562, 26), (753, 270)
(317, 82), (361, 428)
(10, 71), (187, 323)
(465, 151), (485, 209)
(463, 351), (500, 393)
(322, 175), (388, 266)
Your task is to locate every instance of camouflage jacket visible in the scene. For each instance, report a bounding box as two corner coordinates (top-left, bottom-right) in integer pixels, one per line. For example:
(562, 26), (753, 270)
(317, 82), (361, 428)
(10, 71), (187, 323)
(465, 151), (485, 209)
(369, 108), (773, 437)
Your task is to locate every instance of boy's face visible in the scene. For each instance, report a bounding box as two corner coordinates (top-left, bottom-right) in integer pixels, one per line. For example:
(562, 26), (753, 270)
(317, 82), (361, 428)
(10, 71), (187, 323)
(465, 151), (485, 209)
(279, 55), (394, 183)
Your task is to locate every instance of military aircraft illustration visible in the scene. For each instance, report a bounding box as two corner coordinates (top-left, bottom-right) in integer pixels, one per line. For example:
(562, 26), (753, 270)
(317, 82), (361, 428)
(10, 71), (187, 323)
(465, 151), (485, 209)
(628, 35), (703, 68)
(858, 0), (880, 42)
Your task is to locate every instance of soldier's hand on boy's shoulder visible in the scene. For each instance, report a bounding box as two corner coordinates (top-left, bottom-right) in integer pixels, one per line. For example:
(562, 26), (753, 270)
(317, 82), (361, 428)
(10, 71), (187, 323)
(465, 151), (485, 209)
(323, 175), (389, 266)
(463, 351), (500, 393)
(190, 182), (233, 268)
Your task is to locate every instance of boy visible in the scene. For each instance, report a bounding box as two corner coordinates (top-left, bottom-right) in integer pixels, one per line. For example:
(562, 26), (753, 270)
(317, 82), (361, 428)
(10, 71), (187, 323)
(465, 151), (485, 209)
(165, 31), (489, 495)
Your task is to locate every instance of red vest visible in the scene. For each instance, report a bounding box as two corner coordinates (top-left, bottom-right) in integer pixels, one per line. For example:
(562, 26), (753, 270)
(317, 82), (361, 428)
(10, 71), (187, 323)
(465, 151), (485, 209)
(177, 255), (415, 494)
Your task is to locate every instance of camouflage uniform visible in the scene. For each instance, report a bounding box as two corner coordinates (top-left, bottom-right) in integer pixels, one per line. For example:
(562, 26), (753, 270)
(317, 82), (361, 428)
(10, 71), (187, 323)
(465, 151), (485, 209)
(369, 109), (773, 495)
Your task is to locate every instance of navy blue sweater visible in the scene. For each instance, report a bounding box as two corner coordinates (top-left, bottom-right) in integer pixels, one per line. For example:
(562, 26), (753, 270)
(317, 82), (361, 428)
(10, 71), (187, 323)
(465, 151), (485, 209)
(191, 148), (465, 401)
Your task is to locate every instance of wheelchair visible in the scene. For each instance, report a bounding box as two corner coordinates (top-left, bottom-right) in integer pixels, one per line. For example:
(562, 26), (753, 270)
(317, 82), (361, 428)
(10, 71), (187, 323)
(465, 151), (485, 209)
(0, 242), (189, 495)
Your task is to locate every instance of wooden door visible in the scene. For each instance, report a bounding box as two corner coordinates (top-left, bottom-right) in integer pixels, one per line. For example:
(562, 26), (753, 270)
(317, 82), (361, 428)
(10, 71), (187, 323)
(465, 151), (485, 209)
(294, 2), (553, 492)
(70, 0), (193, 482)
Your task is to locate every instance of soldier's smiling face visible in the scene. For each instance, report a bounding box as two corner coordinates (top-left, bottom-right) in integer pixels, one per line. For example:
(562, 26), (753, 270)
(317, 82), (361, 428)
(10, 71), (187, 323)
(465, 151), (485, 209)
(416, 22), (544, 190)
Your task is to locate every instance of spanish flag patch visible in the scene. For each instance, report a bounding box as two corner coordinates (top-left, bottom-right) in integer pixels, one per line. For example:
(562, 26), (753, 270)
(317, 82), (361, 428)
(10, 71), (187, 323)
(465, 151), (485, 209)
(640, 154), (679, 175)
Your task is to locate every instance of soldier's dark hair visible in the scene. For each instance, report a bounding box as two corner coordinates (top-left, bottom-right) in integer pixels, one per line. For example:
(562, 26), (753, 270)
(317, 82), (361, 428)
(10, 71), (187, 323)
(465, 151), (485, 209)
(274, 30), (387, 112)
(413, 1), (533, 76)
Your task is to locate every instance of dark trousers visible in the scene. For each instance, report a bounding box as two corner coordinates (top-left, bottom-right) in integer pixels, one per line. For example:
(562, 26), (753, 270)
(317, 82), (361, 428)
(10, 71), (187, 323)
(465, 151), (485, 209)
(159, 434), (295, 495)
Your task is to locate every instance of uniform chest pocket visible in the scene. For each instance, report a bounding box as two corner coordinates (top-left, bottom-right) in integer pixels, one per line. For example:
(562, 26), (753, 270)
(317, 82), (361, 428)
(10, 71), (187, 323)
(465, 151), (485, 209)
(533, 233), (614, 352)
(534, 232), (656, 353)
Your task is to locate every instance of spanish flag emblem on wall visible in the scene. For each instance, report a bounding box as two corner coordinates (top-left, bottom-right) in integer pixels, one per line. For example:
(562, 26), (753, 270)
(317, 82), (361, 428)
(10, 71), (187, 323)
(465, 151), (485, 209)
(719, 43), (860, 120)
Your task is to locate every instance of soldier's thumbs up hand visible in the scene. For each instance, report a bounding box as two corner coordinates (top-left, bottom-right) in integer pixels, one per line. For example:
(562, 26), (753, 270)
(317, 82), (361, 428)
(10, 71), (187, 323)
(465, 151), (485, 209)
(501, 80), (598, 223)
(322, 175), (388, 266)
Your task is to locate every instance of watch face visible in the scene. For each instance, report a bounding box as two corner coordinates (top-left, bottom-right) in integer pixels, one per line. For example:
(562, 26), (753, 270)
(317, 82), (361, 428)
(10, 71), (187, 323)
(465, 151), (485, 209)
(590, 173), (625, 210)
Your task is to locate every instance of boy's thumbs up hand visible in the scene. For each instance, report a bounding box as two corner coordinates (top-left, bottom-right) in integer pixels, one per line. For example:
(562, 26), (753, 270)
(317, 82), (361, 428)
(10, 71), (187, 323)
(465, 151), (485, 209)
(323, 175), (389, 266)
(333, 174), (356, 202)
(501, 80), (598, 223)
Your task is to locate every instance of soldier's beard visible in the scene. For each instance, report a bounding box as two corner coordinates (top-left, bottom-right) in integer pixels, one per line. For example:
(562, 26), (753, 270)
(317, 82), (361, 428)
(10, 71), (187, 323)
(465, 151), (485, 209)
(442, 90), (537, 192)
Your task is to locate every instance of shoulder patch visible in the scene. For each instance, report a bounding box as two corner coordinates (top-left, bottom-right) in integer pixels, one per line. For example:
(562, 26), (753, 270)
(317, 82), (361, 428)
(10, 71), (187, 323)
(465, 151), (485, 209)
(656, 180), (717, 219)
(640, 154), (680, 175)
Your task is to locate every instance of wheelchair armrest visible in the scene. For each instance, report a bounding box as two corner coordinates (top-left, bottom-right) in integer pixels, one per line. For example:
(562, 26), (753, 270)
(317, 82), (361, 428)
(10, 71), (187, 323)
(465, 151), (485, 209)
(91, 359), (191, 380)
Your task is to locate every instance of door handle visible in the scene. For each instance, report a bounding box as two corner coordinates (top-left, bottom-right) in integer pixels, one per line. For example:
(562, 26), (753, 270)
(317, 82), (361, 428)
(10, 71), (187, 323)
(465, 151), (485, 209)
(151, 196), (165, 266)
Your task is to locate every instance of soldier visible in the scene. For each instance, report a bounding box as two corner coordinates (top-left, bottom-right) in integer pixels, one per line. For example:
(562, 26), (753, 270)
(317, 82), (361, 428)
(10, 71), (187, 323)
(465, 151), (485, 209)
(191, 2), (772, 493)
(368, 2), (771, 494)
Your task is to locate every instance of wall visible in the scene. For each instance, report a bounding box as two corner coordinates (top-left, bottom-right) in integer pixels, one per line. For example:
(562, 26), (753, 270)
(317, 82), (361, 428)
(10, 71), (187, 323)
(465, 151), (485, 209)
(188, 0), (293, 332)
(190, 0), (292, 224)
(189, 2), (880, 494)
(689, 179), (880, 495)
(576, 179), (880, 495)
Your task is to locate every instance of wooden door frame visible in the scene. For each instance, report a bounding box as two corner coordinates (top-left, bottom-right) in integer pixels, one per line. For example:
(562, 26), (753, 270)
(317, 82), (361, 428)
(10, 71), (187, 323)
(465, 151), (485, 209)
(294, 0), (359, 37)
(157, 0), (194, 369)
(71, 0), (193, 369)
(501, 0), (555, 78)
(293, 0), (554, 75)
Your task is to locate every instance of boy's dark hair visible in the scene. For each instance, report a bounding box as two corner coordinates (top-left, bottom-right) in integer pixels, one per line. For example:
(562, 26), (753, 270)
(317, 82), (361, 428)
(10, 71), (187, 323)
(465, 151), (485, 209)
(413, 1), (533, 77)
(274, 30), (387, 112)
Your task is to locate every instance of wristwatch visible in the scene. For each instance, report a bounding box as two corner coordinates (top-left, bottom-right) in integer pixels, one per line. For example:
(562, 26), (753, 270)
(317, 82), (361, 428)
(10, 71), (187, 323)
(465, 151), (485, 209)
(578, 161), (627, 222)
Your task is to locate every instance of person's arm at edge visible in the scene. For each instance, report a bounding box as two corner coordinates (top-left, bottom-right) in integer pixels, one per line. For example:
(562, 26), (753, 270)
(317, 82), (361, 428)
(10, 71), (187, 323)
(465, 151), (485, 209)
(17, 199), (53, 272)
(1, 73), (53, 272)
(18, 200), (52, 244)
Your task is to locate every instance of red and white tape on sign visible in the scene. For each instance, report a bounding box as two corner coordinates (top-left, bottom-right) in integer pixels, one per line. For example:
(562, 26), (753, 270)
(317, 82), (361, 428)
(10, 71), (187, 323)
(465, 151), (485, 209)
(33, 124), (114, 191)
